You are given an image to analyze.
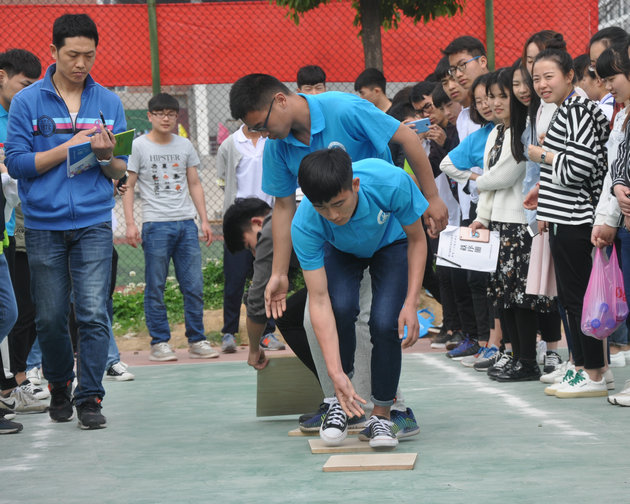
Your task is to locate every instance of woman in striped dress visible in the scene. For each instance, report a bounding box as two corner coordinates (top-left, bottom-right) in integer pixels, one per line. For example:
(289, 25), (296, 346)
(528, 49), (610, 398)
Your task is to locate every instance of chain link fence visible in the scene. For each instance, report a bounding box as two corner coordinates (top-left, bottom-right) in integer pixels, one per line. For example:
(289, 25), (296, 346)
(2, 0), (601, 290)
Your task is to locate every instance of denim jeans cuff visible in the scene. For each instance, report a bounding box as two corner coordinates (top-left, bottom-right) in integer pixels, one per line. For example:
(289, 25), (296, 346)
(371, 395), (395, 407)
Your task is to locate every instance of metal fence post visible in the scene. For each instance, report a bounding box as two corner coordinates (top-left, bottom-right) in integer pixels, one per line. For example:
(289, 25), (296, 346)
(485, 0), (495, 71)
(147, 0), (161, 95)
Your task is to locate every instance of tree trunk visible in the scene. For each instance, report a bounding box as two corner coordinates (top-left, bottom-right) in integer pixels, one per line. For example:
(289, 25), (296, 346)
(359, 0), (383, 70)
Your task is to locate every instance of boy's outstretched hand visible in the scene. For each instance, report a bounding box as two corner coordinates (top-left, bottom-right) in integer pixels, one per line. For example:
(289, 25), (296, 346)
(398, 304), (420, 348)
(331, 372), (366, 418)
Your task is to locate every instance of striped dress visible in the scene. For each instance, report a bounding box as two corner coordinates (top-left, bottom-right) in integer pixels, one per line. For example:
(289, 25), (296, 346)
(537, 95), (610, 225)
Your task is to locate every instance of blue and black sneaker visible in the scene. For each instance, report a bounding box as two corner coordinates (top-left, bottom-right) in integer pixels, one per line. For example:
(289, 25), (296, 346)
(299, 400), (366, 432)
(390, 407), (420, 439)
(446, 336), (480, 361)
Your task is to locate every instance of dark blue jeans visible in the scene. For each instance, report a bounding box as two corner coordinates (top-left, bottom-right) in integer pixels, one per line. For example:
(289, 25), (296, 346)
(142, 220), (206, 345)
(0, 253), (17, 343)
(324, 240), (408, 407)
(26, 223), (112, 404)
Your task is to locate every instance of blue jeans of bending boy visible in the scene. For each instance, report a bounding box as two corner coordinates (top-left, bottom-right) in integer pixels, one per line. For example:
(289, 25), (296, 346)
(0, 253), (17, 343)
(324, 239), (408, 407)
(142, 219), (205, 345)
(26, 223), (113, 404)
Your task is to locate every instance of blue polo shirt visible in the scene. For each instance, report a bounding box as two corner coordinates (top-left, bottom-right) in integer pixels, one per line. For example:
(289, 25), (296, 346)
(291, 159), (428, 271)
(448, 122), (493, 170)
(262, 91), (400, 198)
(0, 104), (15, 236)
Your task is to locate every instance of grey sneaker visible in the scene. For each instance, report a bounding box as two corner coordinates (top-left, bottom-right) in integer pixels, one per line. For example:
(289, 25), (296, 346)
(11, 387), (48, 414)
(188, 340), (219, 359)
(221, 333), (237, 354)
(19, 379), (50, 400)
(149, 342), (178, 362)
(105, 362), (135, 381)
(260, 333), (286, 351)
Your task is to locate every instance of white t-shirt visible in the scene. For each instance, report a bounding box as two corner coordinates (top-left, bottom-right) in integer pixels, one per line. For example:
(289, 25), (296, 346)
(127, 134), (200, 223)
(455, 107), (481, 219)
(233, 125), (273, 205)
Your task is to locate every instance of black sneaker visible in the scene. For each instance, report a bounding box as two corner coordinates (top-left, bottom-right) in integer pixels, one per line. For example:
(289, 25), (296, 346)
(49, 380), (74, 423)
(487, 352), (513, 380)
(495, 360), (542, 382)
(445, 330), (465, 351)
(430, 328), (451, 349)
(76, 397), (107, 430)
(299, 402), (330, 432)
(358, 415), (398, 449)
(543, 350), (562, 374)
(319, 398), (347, 446)
(0, 409), (22, 434)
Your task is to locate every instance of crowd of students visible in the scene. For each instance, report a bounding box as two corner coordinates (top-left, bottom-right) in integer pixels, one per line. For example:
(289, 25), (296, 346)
(2, 12), (630, 447)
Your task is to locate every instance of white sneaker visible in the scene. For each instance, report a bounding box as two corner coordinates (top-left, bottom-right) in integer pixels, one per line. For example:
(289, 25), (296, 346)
(555, 369), (608, 398)
(188, 340), (219, 359)
(358, 415), (398, 449)
(544, 367), (576, 396)
(536, 340), (547, 365)
(10, 387), (48, 414)
(19, 379), (50, 400)
(105, 362), (135, 381)
(610, 352), (626, 368)
(149, 342), (178, 362)
(608, 379), (630, 406)
(26, 367), (42, 386)
(541, 361), (574, 384)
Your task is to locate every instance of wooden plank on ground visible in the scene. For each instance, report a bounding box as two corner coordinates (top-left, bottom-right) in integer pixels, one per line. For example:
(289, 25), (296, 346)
(322, 453), (417, 472)
(309, 438), (374, 454)
(256, 355), (323, 417)
(288, 426), (365, 437)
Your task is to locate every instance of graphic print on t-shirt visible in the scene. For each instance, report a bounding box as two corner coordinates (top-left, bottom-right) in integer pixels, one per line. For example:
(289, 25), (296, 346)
(148, 153), (186, 197)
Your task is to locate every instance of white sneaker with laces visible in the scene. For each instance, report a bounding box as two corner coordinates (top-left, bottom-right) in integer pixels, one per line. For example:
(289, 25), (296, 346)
(319, 398), (348, 446)
(555, 369), (608, 398)
(106, 362), (135, 381)
(149, 342), (178, 362)
(188, 340), (219, 359)
(544, 367), (576, 396)
(19, 379), (50, 400)
(11, 387), (48, 414)
(25, 367), (42, 386)
(358, 415), (398, 449)
(540, 361), (574, 384)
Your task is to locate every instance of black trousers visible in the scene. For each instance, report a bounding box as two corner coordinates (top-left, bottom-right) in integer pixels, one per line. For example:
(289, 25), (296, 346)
(437, 265), (477, 337)
(549, 223), (604, 369)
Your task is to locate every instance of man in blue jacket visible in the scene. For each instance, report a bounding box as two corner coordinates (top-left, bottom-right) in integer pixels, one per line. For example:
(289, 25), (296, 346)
(5, 14), (127, 430)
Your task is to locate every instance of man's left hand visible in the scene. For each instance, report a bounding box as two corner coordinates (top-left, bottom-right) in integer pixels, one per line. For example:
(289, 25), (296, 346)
(91, 126), (115, 161)
(200, 221), (213, 246)
(398, 304), (419, 349)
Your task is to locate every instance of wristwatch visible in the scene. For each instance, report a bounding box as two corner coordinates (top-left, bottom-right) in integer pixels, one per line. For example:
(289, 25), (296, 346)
(540, 151), (548, 164)
(97, 156), (113, 166)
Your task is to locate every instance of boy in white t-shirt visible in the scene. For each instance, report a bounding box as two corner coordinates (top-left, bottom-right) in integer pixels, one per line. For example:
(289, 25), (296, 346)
(123, 93), (218, 362)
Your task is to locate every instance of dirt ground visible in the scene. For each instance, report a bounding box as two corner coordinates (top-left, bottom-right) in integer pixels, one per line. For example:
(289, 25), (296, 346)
(115, 291), (443, 352)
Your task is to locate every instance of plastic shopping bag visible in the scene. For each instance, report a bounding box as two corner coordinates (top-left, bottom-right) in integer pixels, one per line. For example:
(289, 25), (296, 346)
(581, 245), (628, 339)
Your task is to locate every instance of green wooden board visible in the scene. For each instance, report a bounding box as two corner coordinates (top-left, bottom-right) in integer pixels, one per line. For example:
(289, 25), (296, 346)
(256, 355), (324, 417)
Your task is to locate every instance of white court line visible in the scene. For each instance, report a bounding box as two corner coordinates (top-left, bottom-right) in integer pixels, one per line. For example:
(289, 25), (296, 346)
(407, 353), (596, 438)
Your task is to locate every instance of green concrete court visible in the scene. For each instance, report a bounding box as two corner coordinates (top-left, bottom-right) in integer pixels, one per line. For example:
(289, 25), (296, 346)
(3, 351), (630, 503)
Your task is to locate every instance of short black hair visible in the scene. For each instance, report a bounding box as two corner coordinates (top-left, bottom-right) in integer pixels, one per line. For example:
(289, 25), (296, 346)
(148, 93), (179, 112)
(52, 14), (99, 49)
(434, 57), (451, 81)
(533, 49), (574, 79)
(297, 65), (326, 87)
(596, 43), (630, 79)
(298, 148), (353, 205)
(431, 84), (451, 108)
(0, 49), (41, 79)
(223, 197), (272, 253)
(230, 73), (290, 120)
(410, 81), (436, 104)
(574, 54), (593, 79)
(354, 68), (387, 94)
(387, 102), (416, 122)
(391, 85), (414, 107)
(442, 36), (486, 57)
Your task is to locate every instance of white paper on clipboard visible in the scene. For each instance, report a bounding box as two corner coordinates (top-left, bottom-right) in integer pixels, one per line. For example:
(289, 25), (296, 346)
(436, 225), (500, 272)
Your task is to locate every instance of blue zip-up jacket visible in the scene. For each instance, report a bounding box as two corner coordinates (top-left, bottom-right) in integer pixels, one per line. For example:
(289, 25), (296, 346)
(5, 64), (128, 231)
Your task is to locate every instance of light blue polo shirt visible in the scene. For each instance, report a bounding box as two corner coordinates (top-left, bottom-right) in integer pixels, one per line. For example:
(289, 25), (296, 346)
(262, 91), (400, 198)
(448, 122), (493, 170)
(291, 159), (428, 271)
(0, 104), (15, 236)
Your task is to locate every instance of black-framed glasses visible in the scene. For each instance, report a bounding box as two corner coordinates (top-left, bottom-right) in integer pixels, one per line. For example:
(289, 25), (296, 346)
(249, 96), (275, 132)
(150, 111), (178, 119)
(448, 55), (482, 77)
(415, 102), (434, 116)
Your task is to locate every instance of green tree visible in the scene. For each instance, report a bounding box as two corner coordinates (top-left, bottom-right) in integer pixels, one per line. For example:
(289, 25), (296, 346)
(273, 0), (465, 70)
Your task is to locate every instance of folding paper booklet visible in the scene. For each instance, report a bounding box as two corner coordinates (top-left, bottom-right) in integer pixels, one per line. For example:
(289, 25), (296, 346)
(67, 129), (135, 178)
(436, 225), (500, 272)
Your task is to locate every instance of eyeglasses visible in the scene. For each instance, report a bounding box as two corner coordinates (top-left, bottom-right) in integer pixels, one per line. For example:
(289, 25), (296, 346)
(415, 102), (434, 116)
(150, 111), (178, 119)
(448, 55), (482, 77)
(249, 96), (275, 133)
